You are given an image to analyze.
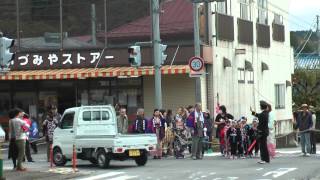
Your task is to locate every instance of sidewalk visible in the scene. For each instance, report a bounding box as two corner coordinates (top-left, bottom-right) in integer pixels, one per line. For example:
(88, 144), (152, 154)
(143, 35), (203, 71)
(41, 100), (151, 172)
(3, 169), (84, 180)
(276, 143), (320, 154)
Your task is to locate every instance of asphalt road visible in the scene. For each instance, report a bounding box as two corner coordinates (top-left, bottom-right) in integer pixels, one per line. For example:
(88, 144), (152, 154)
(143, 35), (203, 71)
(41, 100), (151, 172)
(2, 144), (320, 180)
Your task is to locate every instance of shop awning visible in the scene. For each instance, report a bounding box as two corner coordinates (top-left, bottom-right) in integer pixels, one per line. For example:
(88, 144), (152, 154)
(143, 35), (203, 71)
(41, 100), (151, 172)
(0, 65), (190, 80)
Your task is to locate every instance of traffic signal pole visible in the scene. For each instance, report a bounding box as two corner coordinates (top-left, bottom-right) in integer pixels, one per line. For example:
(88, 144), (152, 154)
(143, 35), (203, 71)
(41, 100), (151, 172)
(152, 0), (162, 109)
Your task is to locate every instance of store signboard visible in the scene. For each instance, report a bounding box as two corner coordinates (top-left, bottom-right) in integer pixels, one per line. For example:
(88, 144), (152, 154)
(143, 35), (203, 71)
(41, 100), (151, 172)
(11, 49), (114, 70)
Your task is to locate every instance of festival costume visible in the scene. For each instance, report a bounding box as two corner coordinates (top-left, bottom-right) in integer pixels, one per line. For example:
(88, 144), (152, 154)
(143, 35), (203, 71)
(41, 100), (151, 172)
(227, 127), (238, 157)
(149, 117), (166, 158)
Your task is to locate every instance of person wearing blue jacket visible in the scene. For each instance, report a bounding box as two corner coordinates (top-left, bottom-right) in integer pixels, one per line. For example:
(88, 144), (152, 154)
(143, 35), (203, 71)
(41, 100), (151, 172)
(29, 118), (39, 154)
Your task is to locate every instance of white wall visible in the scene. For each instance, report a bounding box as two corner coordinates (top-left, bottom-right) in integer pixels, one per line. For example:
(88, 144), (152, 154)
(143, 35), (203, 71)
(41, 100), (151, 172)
(209, 0), (294, 132)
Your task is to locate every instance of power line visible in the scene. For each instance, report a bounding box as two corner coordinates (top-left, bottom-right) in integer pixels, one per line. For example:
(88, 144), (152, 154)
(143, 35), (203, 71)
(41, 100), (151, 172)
(268, 1), (315, 28)
(251, 3), (314, 31)
(295, 28), (315, 58)
(294, 21), (317, 54)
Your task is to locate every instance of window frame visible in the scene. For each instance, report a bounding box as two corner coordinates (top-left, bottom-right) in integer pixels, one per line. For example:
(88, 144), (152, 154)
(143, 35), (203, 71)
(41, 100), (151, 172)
(275, 84), (286, 109)
(217, 0), (228, 14)
(247, 71), (254, 84)
(238, 68), (245, 83)
(240, 0), (251, 21)
(82, 110), (111, 121)
(257, 0), (268, 24)
(274, 13), (283, 25)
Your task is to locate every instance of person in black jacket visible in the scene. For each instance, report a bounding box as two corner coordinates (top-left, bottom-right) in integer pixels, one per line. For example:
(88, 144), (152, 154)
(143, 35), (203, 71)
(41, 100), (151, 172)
(251, 100), (270, 164)
(215, 105), (234, 155)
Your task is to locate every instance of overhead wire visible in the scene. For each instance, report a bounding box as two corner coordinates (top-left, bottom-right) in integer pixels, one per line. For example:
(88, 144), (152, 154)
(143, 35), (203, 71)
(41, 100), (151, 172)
(295, 25), (316, 58)
(268, 1), (315, 28)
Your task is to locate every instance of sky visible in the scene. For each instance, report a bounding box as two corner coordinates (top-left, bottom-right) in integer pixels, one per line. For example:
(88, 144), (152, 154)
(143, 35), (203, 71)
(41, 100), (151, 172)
(289, 0), (320, 31)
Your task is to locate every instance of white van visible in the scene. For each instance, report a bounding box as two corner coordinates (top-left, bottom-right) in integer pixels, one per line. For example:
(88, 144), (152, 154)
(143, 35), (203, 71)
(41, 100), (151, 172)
(52, 105), (157, 168)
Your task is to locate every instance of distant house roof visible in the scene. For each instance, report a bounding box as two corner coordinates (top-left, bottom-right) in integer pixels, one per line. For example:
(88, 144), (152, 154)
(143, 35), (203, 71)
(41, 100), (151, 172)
(105, 0), (193, 41)
(18, 36), (102, 50)
(295, 54), (320, 69)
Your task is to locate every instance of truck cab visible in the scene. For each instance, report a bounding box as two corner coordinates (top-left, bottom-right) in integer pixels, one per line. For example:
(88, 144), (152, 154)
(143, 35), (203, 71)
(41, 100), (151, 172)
(52, 105), (157, 168)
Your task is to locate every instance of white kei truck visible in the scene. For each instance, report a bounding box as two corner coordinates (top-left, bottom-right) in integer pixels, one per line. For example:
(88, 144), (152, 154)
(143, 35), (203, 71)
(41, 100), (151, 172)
(52, 105), (157, 168)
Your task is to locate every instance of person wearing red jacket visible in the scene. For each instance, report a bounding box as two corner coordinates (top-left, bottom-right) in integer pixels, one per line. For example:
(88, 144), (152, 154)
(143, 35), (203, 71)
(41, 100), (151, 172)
(22, 113), (34, 162)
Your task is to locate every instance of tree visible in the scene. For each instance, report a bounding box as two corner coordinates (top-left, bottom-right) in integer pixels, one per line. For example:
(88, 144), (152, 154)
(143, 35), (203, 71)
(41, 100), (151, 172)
(292, 69), (320, 111)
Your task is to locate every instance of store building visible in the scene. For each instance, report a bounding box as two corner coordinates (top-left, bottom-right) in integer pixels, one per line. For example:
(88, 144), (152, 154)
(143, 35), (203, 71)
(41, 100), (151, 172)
(0, 0), (295, 146)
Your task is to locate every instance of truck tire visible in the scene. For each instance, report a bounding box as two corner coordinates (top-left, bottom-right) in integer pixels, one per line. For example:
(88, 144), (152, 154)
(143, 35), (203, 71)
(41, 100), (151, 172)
(53, 148), (67, 166)
(97, 149), (110, 168)
(135, 152), (148, 166)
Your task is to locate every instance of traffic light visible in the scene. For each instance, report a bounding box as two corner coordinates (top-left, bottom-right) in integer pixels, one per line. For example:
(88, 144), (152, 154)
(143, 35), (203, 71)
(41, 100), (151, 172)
(160, 44), (167, 65)
(0, 36), (15, 68)
(128, 45), (141, 67)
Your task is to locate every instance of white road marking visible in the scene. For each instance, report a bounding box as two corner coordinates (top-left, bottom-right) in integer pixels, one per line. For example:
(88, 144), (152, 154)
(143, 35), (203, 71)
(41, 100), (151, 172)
(209, 172), (217, 175)
(212, 178), (222, 180)
(263, 168), (297, 178)
(227, 177), (239, 180)
(204, 152), (221, 157)
(108, 175), (137, 180)
(256, 168), (264, 171)
(201, 175), (207, 178)
(77, 172), (125, 180)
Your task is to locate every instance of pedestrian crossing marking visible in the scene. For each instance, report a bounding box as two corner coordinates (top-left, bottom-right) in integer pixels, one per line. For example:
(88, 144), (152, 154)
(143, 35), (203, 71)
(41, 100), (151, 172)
(77, 172), (126, 180)
(108, 175), (138, 180)
(47, 168), (78, 175)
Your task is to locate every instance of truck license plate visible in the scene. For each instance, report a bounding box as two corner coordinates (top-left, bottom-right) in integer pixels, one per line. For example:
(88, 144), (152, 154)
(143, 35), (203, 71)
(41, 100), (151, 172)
(129, 150), (140, 157)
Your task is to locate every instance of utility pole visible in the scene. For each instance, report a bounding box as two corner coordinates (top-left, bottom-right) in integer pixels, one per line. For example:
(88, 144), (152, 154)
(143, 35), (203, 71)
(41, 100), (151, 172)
(193, 1), (202, 103)
(317, 15), (320, 56)
(59, 0), (63, 50)
(91, 4), (97, 46)
(16, 0), (20, 52)
(104, 0), (107, 48)
(152, 0), (162, 109)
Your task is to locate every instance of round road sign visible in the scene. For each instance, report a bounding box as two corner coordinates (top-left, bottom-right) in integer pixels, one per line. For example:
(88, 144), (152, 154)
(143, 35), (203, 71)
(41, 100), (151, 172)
(189, 56), (204, 72)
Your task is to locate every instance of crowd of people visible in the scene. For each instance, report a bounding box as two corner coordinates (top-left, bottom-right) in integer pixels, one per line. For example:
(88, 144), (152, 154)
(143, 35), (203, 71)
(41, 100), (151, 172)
(6, 101), (317, 171)
(293, 104), (317, 156)
(8, 105), (61, 171)
(117, 100), (282, 164)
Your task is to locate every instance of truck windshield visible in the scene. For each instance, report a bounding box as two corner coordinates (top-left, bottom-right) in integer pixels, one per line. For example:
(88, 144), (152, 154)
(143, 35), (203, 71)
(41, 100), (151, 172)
(61, 112), (75, 129)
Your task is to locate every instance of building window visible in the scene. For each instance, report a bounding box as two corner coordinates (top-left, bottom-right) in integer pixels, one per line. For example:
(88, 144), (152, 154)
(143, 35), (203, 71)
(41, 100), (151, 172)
(238, 68), (245, 83)
(240, 0), (251, 21)
(274, 13), (283, 25)
(275, 84), (286, 109)
(217, 1), (227, 14)
(258, 0), (268, 24)
(247, 71), (254, 84)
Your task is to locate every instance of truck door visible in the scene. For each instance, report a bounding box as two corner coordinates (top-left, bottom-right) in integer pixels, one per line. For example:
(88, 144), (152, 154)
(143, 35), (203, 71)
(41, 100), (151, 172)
(58, 111), (75, 157)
